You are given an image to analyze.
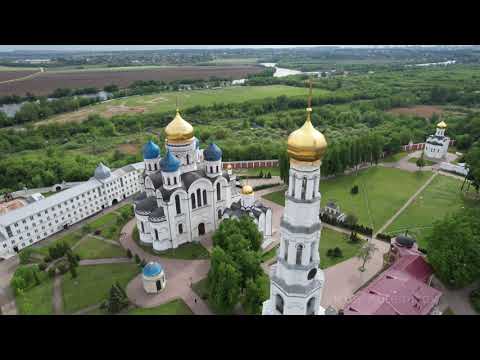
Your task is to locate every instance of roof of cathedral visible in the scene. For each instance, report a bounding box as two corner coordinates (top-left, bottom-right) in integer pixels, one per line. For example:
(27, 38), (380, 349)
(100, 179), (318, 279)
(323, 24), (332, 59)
(204, 143), (222, 161)
(94, 163), (112, 180)
(143, 140), (160, 160)
(160, 151), (181, 172)
(223, 199), (270, 219)
(143, 261), (163, 277)
(135, 196), (158, 214)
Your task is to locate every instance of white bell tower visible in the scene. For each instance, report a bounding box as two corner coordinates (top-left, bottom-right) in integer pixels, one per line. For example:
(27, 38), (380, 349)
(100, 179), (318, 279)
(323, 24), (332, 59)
(263, 81), (328, 315)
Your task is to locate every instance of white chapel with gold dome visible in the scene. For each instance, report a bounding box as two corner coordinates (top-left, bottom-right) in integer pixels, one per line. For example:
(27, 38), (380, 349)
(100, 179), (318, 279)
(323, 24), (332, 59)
(133, 108), (272, 252)
(263, 82), (328, 315)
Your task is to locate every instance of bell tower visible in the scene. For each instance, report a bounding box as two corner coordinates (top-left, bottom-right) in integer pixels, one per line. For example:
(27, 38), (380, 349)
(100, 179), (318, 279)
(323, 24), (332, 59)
(263, 81), (328, 315)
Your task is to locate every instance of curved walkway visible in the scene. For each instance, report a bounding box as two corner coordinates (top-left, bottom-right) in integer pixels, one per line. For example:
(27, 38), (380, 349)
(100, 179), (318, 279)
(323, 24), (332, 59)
(119, 219), (212, 315)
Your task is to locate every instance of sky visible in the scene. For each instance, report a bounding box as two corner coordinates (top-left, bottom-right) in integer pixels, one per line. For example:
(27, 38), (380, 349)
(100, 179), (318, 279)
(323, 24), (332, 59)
(0, 45), (458, 52)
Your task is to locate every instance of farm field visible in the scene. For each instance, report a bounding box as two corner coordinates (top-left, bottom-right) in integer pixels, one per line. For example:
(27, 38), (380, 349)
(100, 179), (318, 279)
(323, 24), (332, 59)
(39, 85), (330, 125)
(385, 174), (478, 248)
(387, 105), (444, 118)
(0, 65), (263, 97)
(263, 167), (433, 231)
(0, 70), (40, 83)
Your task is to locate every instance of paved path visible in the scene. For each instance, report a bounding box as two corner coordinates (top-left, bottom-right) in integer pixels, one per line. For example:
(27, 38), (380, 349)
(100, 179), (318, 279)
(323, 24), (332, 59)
(375, 172), (438, 236)
(79, 258), (132, 266)
(433, 278), (478, 315)
(119, 219), (212, 315)
(0, 256), (19, 314)
(53, 275), (63, 315)
(73, 303), (102, 315)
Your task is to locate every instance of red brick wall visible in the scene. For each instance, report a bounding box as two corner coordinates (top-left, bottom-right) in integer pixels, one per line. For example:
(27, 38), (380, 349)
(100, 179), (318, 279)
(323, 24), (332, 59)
(222, 160), (279, 169)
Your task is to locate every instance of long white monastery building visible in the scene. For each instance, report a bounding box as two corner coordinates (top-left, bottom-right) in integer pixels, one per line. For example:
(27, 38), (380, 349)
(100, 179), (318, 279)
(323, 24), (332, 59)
(0, 162), (143, 259)
(134, 109), (272, 252)
(263, 91), (327, 315)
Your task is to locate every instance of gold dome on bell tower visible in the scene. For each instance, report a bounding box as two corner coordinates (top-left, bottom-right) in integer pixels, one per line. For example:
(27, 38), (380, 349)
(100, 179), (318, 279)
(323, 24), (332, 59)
(165, 108), (194, 143)
(287, 81), (327, 162)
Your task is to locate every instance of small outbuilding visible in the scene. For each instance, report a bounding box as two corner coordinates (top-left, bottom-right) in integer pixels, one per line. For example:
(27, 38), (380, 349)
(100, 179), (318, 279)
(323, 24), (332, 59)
(142, 261), (166, 294)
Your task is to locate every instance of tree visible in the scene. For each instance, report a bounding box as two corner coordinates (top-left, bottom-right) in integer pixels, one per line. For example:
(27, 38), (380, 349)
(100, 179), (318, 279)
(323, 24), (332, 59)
(70, 265), (77, 279)
(279, 150), (290, 184)
(106, 283), (129, 314)
(18, 248), (32, 265)
(345, 214), (358, 227)
(243, 275), (269, 315)
(350, 185), (359, 195)
(126, 249), (133, 258)
(416, 152), (426, 171)
(134, 254), (141, 264)
(357, 242), (378, 272)
(209, 261), (241, 313)
(427, 208), (480, 288)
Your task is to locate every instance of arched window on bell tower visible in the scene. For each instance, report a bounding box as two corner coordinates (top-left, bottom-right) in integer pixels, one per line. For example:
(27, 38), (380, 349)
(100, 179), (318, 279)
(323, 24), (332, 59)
(296, 244), (303, 265)
(301, 177), (307, 200)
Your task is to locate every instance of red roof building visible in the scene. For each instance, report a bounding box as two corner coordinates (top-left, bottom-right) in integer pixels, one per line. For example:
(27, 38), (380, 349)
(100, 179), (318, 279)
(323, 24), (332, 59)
(343, 236), (442, 315)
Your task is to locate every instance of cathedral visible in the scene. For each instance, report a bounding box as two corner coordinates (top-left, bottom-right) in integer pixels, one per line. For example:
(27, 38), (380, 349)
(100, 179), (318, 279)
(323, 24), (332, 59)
(133, 109), (272, 252)
(262, 87), (328, 315)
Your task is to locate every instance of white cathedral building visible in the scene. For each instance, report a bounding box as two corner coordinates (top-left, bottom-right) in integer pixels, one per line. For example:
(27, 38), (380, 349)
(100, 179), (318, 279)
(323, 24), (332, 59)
(263, 92), (328, 315)
(134, 109), (272, 252)
(423, 121), (450, 160)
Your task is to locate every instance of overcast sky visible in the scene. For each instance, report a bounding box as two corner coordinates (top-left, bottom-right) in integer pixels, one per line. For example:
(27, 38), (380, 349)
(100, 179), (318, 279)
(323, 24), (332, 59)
(0, 45), (453, 52)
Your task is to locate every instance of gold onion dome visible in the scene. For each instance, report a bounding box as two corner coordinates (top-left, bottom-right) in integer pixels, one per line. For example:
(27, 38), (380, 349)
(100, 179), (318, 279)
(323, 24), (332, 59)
(241, 185), (254, 195)
(437, 121), (447, 128)
(165, 109), (194, 143)
(287, 107), (327, 162)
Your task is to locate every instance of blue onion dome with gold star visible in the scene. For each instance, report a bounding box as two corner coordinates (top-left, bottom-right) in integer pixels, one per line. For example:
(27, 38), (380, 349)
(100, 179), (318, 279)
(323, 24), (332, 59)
(160, 150), (181, 172)
(204, 143), (222, 161)
(143, 140), (160, 159)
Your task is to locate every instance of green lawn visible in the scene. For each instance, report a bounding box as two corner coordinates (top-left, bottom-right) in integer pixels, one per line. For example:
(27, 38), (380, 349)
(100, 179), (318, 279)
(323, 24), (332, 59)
(385, 174), (477, 249)
(62, 263), (139, 314)
(30, 230), (84, 256)
(74, 236), (126, 260)
(408, 157), (436, 166)
(16, 276), (54, 315)
(263, 167), (433, 232)
(319, 228), (364, 269)
(381, 152), (407, 163)
(127, 299), (194, 315)
(89, 212), (118, 229)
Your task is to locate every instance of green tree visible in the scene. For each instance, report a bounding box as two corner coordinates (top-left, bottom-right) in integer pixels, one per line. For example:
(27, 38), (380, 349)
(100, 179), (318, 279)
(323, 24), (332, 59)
(209, 261), (241, 313)
(357, 242), (378, 272)
(427, 208), (480, 288)
(416, 152), (426, 171)
(243, 275), (269, 315)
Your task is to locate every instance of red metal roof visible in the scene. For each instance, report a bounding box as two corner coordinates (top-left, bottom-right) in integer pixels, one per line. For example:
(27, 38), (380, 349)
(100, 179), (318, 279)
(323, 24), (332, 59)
(343, 255), (441, 315)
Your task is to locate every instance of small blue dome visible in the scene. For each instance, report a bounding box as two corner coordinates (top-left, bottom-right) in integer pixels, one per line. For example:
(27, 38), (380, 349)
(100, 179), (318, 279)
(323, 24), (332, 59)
(160, 150), (181, 172)
(143, 262), (163, 277)
(204, 143), (222, 161)
(143, 140), (160, 160)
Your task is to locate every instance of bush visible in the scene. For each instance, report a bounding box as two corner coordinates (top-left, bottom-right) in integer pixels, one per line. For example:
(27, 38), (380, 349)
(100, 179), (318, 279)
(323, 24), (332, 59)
(57, 264), (68, 275)
(126, 249), (133, 258)
(349, 232), (361, 243)
(351, 185), (359, 195)
(10, 265), (41, 294)
(18, 248), (32, 265)
(333, 247), (343, 258)
(376, 233), (392, 242)
(266, 171), (272, 179)
(44, 256), (51, 263)
(134, 254), (141, 264)
(38, 263), (47, 271)
(140, 259), (147, 267)
(48, 268), (56, 278)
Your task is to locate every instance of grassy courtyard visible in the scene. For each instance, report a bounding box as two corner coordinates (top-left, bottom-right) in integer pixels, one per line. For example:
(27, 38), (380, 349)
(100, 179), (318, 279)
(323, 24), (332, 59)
(236, 166), (280, 177)
(74, 236), (126, 260)
(263, 167), (433, 231)
(407, 157), (437, 166)
(381, 152), (407, 163)
(16, 276), (55, 315)
(127, 299), (194, 315)
(61, 263), (139, 314)
(319, 228), (365, 269)
(385, 175), (478, 248)
(30, 230), (84, 256)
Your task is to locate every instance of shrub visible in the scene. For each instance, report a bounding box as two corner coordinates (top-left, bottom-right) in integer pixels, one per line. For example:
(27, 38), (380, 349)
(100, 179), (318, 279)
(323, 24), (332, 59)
(140, 259), (147, 267)
(326, 249), (334, 257)
(44, 256), (51, 263)
(126, 249), (133, 258)
(48, 268), (56, 278)
(18, 248), (32, 265)
(57, 264), (67, 275)
(351, 185), (359, 195)
(266, 171), (272, 179)
(333, 247), (343, 258)
(38, 263), (47, 271)
(349, 232), (361, 243)
(134, 254), (141, 264)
